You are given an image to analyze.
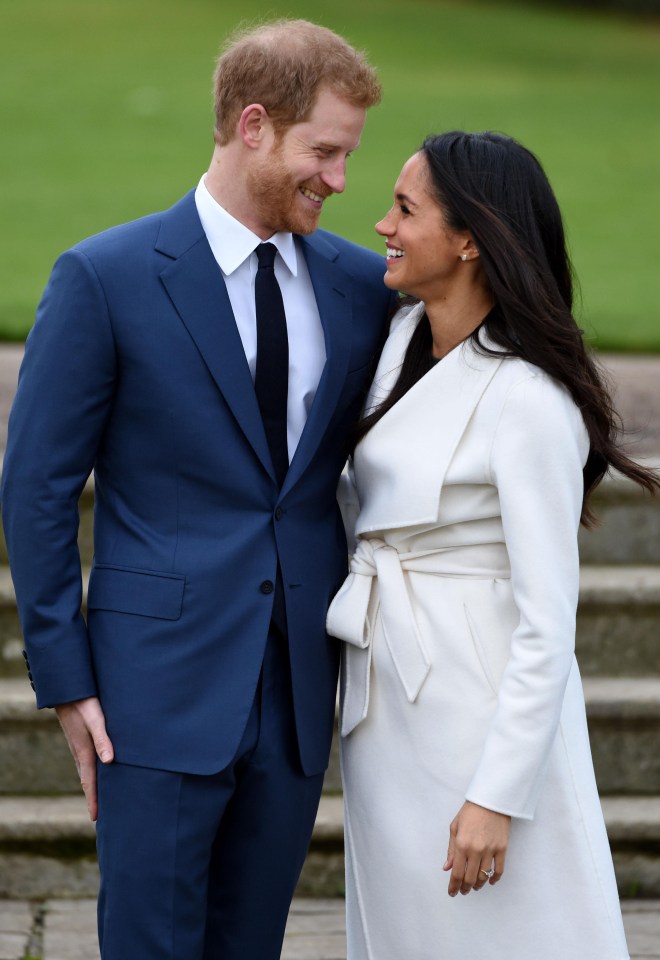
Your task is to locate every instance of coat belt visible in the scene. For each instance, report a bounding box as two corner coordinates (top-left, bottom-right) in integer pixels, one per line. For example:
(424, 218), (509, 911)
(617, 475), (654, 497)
(327, 537), (432, 736)
(327, 537), (510, 735)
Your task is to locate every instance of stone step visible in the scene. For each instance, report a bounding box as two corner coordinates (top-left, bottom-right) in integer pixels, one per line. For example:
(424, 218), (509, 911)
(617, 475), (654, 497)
(0, 793), (657, 899)
(0, 795), (345, 900)
(1, 562), (659, 680)
(584, 678), (660, 795)
(1, 676), (658, 797)
(0, 459), (657, 572)
(578, 459), (660, 564)
(601, 796), (660, 899)
(0, 796), (98, 899)
(0, 567), (25, 679)
(0, 680), (80, 795)
(575, 566), (660, 676)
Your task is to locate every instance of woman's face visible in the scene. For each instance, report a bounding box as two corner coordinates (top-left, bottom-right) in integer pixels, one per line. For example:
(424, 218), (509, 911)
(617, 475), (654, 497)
(376, 152), (471, 300)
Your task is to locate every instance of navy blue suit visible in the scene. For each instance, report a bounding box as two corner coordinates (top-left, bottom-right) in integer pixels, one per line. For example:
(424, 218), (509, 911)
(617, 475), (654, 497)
(2, 191), (393, 957)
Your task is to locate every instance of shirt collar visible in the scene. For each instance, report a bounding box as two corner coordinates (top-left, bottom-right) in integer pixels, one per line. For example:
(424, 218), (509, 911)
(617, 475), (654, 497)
(194, 175), (299, 277)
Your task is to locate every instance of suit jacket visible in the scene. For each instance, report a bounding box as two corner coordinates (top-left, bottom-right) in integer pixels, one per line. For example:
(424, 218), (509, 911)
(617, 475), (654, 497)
(1, 190), (394, 777)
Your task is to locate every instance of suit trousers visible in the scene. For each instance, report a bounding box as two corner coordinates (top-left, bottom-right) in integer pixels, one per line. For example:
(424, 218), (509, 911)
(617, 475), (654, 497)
(95, 622), (325, 959)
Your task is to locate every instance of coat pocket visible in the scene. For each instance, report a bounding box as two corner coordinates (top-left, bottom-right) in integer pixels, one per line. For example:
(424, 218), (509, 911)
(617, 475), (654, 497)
(87, 564), (185, 620)
(463, 603), (500, 696)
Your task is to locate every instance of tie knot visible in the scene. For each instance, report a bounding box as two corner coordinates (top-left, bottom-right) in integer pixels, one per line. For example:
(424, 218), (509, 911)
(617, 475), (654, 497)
(256, 242), (277, 269)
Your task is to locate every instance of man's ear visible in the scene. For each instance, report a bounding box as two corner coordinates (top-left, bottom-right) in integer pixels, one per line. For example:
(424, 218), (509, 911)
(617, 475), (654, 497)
(239, 104), (272, 149)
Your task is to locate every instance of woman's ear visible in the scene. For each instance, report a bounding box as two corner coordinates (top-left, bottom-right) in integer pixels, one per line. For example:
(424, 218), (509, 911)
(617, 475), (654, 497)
(238, 104), (272, 149)
(458, 235), (480, 262)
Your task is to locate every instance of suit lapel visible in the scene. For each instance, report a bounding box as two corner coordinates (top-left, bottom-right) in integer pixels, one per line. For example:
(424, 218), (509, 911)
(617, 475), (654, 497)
(281, 232), (353, 495)
(356, 305), (504, 532)
(156, 193), (274, 481)
(155, 198), (357, 492)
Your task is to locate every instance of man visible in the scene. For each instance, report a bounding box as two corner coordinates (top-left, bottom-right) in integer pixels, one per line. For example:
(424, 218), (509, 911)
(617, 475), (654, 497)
(1, 19), (394, 958)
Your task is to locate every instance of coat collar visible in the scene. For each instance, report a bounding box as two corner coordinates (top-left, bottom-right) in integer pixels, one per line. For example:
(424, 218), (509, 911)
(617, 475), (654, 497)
(354, 302), (504, 533)
(155, 193), (354, 494)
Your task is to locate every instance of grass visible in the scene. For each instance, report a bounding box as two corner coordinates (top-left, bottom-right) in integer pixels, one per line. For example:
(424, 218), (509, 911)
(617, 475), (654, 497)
(1, 0), (659, 349)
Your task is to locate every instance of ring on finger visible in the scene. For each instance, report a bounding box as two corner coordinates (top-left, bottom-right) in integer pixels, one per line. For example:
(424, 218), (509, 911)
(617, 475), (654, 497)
(480, 867), (494, 879)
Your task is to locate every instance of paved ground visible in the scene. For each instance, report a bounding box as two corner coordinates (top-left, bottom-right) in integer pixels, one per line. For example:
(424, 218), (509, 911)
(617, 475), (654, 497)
(0, 897), (659, 960)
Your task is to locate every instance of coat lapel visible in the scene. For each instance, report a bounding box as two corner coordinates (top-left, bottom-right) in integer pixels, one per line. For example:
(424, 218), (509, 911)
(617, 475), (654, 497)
(281, 231), (353, 495)
(355, 303), (504, 532)
(156, 193), (274, 481)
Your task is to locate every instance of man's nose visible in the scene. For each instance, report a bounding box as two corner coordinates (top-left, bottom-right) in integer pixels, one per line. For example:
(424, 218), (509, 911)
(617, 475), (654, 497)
(321, 158), (347, 195)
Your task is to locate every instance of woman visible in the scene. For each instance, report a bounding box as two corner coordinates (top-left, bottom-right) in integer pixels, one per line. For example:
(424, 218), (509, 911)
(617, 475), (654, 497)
(327, 131), (658, 959)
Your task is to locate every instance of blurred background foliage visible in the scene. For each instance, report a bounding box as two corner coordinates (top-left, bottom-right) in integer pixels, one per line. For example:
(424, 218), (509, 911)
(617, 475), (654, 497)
(1, 0), (659, 348)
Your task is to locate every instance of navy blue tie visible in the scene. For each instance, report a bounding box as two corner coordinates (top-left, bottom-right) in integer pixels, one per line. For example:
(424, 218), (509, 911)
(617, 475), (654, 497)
(255, 243), (289, 488)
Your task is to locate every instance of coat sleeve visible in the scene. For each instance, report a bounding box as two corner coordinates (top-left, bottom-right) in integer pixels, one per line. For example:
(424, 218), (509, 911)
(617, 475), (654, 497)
(464, 370), (589, 820)
(1, 248), (117, 708)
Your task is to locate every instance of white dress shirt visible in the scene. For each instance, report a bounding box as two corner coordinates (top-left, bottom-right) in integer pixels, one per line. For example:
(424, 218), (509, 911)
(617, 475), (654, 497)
(194, 175), (326, 462)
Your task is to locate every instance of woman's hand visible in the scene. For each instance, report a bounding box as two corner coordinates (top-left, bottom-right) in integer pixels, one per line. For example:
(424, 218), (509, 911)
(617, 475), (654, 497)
(443, 800), (510, 896)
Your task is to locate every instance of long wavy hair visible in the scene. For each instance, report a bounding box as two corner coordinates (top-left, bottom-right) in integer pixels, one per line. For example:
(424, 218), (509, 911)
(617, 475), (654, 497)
(355, 131), (658, 526)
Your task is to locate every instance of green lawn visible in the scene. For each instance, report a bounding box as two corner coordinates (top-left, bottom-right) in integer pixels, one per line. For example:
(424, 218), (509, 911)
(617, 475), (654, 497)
(2, 0), (659, 348)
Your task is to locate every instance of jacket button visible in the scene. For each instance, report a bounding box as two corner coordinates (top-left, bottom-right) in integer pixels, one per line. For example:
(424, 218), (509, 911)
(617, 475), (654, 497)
(274, 507), (283, 521)
(260, 580), (274, 595)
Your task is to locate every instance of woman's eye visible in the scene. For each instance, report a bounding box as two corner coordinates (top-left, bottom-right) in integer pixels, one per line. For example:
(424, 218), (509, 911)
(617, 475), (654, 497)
(399, 204), (411, 215)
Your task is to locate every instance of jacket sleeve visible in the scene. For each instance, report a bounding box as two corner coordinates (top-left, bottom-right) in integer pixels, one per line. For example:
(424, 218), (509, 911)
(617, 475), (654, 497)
(464, 370), (589, 819)
(1, 248), (117, 708)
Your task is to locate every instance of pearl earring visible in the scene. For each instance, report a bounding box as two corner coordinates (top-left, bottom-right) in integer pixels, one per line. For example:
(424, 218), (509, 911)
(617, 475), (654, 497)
(461, 254), (468, 261)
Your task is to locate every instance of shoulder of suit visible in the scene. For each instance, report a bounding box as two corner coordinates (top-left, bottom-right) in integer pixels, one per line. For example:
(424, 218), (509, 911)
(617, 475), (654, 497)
(71, 211), (164, 263)
(70, 190), (196, 261)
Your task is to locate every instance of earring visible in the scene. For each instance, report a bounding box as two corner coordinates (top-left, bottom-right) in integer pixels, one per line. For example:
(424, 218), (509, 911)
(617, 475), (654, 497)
(461, 254), (469, 261)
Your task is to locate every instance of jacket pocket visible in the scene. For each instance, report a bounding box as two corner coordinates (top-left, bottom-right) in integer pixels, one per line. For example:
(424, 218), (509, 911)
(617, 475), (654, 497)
(87, 564), (185, 620)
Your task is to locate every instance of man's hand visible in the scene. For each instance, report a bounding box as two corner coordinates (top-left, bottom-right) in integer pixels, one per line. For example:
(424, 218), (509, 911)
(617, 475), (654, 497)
(443, 800), (510, 896)
(55, 697), (114, 821)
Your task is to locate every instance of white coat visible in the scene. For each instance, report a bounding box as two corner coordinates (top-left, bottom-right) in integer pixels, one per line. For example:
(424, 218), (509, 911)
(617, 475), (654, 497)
(327, 302), (629, 960)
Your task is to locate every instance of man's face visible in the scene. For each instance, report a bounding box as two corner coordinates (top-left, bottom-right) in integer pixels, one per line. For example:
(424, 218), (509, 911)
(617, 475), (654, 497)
(247, 87), (366, 236)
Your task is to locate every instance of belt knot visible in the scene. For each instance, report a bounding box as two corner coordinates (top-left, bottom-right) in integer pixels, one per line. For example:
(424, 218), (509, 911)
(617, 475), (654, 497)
(326, 537), (431, 735)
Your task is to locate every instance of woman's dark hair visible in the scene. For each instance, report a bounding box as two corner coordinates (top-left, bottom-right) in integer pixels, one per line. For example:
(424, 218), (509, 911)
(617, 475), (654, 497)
(356, 131), (658, 525)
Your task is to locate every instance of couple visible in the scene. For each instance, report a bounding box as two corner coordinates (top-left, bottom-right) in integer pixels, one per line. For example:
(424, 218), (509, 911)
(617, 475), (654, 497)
(2, 17), (653, 960)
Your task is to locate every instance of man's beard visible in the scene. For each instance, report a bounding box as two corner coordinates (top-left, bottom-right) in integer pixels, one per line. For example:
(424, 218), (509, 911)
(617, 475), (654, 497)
(248, 149), (329, 236)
